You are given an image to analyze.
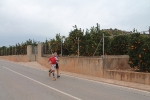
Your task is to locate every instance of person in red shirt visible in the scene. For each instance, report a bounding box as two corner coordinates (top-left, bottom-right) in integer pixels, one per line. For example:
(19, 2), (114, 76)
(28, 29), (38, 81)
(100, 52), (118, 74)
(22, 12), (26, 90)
(48, 54), (57, 81)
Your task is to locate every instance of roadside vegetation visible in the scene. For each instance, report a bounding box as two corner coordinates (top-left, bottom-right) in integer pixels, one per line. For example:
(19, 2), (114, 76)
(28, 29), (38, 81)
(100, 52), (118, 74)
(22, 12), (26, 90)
(0, 24), (150, 72)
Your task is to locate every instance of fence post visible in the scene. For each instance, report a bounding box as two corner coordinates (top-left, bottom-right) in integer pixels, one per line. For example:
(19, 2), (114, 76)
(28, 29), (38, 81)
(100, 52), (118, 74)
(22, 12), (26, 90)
(38, 42), (43, 58)
(148, 26), (150, 38)
(27, 45), (32, 61)
(103, 33), (105, 59)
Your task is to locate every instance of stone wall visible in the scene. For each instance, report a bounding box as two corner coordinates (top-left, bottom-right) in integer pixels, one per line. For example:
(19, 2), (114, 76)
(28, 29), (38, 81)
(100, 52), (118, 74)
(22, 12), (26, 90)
(27, 45), (37, 61)
(0, 43), (150, 85)
(103, 55), (130, 70)
(0, 45), (37, 62)
(37, 57), (50, 69)
(103, 70), (150, 85)
(37, 57), (104, 77)
(37, 56), (150, 85)
(0, 55), (29, 62)
(1, 55), (149, 85)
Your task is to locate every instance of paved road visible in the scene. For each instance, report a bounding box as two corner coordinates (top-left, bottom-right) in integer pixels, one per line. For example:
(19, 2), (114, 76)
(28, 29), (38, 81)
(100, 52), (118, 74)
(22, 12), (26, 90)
(0, 60), (150, 100)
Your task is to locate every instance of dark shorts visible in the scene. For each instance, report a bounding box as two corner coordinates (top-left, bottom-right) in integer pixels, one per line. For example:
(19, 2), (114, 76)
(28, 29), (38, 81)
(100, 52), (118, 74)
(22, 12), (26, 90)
(56, 63), (59, 69)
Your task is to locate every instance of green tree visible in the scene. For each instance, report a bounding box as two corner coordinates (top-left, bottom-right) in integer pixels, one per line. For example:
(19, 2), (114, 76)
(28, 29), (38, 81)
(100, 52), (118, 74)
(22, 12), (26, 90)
(128, 33), (145, 69)
(43, 39), (49, 54)
(66, 25), (84, 56)
(138, 37), (150, 72)
(50, 34), (61, 54)
(109, 35), (129, 55)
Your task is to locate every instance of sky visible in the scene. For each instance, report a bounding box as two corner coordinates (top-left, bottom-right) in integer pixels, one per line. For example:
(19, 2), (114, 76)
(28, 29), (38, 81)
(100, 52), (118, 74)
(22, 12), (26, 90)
(0, 0), (150, 47)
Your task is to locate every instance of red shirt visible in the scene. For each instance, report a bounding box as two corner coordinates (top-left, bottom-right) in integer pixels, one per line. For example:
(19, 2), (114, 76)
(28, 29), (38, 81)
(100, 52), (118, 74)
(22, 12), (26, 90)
(49, 57), (56, 64)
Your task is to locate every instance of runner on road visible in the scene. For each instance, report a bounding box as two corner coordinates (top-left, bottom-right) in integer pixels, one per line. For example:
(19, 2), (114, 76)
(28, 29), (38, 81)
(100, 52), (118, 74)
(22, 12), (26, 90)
(54, 52), (60, 78)
(48, 54), (57, 81)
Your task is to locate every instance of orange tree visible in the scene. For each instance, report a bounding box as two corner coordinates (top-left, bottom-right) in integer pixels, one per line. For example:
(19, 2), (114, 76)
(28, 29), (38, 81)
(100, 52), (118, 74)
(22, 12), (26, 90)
(109, 35), (129, 55)
(50, 34), (61, 54)
(138, 37), (150, 72)
(83, 29), (93, 56)
(43, 39), (49, 54)
(0, 46), (7, 56)
(63, 25), (84, 56)
(62, 37), (70, 55)
(57, 25), (112, 56)
(101, 29), (127, 55)
(78, 24), (112, 56)
(83, 28), (111, 56)
(128, 33), (146, 71)
(85, 26), (102, 56)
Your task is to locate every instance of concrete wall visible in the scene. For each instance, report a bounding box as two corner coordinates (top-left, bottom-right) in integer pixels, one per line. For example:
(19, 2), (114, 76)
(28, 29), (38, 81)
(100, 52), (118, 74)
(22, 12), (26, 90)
(0, 45), (37, 62)
(37, 57), (103, 77)
(27, 45), (37, 61)
(37, 56), (150, 85)
(37, 57), (50, 69)
(1, 54), (149, 85)
(0, 43), (150, 85)
(103, 55), (130, 70)
(0, 55), (29, 62)
(103, 70), (150, 85)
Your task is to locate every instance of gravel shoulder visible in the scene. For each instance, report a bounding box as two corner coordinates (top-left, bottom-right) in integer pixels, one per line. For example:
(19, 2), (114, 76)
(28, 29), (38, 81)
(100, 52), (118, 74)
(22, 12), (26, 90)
(14, 61), (150, 92)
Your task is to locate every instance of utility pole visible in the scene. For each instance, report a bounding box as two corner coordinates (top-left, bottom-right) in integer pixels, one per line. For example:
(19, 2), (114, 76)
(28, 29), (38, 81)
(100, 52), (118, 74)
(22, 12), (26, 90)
(61, 36), (65, 57)
(148, 26), (150, 38)
(96, 23), (100, 32)
(61, 37), (62, 57)
(103, 33), (104, 59)
(78, 37), (79, 57)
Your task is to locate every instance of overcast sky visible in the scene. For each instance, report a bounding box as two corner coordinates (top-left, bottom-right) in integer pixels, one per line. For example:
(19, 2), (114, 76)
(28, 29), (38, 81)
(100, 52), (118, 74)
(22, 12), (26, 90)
(0, 0), (150, 47)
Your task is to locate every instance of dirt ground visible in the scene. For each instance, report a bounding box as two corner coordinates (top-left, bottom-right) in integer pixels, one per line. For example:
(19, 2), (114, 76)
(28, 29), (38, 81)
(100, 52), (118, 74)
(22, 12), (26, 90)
(13, 61), (150, 92)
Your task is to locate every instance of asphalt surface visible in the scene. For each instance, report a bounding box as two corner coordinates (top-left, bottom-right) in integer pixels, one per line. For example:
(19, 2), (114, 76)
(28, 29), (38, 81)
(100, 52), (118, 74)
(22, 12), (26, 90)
(0, 60), (150, 100)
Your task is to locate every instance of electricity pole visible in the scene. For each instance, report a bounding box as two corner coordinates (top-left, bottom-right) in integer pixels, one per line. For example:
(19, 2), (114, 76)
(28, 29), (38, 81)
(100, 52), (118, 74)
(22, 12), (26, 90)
(148, 26), (150, 38)
(78, 37), (79, 57)
(61, 36), (65, 57)
(102, 32), (105, 70)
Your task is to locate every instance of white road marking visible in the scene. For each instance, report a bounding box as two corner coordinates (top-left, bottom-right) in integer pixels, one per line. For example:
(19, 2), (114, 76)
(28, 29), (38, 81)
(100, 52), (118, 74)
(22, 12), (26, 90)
(2, 66), (82, 100)
(62, 74), (150, 94)
(1, 60), (149, 94)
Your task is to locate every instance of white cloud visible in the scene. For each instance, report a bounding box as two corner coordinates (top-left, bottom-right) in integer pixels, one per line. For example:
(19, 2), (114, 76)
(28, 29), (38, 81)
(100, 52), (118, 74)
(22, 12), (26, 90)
(0, 0), (150, 46)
